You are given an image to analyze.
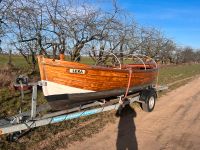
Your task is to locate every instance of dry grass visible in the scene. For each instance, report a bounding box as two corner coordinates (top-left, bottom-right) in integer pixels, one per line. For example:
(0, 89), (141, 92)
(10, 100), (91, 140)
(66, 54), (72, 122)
(0, 66), (15, 88)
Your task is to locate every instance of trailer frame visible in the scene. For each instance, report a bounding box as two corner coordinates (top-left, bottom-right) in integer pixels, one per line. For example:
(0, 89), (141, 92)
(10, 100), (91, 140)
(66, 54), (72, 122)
(0, 81), (168, 141)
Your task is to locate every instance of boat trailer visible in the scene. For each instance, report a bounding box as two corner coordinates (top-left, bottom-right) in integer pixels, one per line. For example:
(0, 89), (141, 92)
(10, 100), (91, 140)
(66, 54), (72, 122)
(0, 80), (168, 141)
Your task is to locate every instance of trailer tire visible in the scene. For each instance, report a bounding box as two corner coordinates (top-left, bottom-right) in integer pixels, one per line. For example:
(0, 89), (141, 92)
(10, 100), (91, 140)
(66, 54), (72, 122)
(140, 89), (157, 112)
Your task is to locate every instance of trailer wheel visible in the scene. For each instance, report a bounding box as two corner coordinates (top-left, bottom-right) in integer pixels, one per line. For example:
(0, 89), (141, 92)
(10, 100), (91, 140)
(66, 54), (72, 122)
(140, 89), (157, 112)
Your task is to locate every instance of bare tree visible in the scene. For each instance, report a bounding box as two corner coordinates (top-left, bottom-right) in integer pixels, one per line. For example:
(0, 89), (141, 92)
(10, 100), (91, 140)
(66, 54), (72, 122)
(194, 50), (200, 63)
(7, 0), (48, 69)
(0, 0), (15, 50)
(3, 0), (195, 67)
(180, 47), (195, 63)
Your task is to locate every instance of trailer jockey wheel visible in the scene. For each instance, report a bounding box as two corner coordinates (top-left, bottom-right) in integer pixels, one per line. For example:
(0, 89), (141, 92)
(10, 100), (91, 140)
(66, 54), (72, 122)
(140, 89), (157, 112)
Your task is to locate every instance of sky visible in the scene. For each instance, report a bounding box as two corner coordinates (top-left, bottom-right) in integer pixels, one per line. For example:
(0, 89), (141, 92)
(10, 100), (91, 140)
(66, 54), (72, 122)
(95, 0), (200, 49)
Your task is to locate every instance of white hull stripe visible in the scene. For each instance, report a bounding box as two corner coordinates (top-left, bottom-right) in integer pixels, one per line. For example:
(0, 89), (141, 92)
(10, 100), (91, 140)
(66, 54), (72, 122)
(42, 80), (95, 96)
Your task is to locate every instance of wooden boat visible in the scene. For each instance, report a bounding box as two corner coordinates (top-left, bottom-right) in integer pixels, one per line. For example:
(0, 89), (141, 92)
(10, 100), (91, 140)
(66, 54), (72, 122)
(37, 55), (158, 110)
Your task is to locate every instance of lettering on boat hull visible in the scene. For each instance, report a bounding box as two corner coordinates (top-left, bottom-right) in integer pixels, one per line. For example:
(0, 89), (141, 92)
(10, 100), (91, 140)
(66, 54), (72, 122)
(69, 69), (86, 74)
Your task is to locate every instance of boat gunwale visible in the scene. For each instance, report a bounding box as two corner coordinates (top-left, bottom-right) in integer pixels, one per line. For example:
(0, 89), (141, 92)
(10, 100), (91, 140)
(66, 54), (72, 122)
(41, 60), (158, 73)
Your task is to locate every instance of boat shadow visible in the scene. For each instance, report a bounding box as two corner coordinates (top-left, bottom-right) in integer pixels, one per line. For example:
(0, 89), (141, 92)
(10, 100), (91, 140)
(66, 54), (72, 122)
(116, 105), (138, 150)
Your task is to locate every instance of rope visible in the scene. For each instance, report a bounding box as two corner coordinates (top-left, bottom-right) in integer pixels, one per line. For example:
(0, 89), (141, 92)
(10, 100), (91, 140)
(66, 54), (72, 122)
(19, 80), (24, 115)
(156, 67), (159, 88)
(123, 68), (133, 101)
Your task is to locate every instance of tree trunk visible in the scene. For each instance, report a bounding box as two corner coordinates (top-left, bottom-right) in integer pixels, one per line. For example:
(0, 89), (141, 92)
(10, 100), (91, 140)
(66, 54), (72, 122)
(119, 43), (124, 64)
(52, 44), (58, 60)
(8, 49), (13, 66)
(31, 51), (36, 71)
(71, 43), (84, 61)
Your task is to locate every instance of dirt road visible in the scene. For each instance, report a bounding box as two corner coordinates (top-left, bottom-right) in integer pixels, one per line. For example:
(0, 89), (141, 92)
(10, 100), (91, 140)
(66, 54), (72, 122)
(67, 77), (200, 150)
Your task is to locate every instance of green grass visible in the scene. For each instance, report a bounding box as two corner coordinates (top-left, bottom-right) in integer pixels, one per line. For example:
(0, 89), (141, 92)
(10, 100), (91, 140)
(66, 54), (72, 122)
(0, 54), (29, 68)
(158, 64), (200, 85)
(80, 56), (96, 65)
(0, 55), (200, 149)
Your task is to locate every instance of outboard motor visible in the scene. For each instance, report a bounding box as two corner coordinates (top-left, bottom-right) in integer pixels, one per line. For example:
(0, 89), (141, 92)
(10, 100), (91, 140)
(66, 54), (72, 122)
(16, 75), (29, 85)
(14, 75), (32, 91)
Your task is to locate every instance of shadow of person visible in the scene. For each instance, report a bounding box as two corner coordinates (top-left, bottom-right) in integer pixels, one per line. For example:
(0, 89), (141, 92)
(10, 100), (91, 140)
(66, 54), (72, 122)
(116, 105), (138, 150)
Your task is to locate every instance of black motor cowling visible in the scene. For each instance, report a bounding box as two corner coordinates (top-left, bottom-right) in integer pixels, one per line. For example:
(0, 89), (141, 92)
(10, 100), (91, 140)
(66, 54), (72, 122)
(16, 75), (29, 85)
(14, 75), (32, 91)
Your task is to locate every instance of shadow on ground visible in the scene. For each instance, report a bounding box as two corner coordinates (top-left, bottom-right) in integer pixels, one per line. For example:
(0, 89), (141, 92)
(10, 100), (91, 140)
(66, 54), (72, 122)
(116, 105), (138, 150)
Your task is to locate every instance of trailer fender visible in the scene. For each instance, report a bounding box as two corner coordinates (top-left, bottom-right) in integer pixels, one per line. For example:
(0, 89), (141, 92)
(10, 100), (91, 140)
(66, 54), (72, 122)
(139, 88), (157, 102)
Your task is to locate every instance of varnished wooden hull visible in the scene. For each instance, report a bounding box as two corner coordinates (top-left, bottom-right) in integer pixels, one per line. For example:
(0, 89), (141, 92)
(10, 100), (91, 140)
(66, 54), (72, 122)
(37, 56), (158, 110)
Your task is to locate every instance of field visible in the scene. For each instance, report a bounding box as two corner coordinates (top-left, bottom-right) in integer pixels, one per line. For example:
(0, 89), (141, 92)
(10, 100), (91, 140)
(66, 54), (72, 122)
(0, 54), (29, 68)
(0, 55), (200, 149)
